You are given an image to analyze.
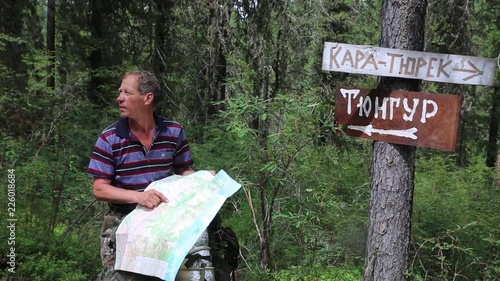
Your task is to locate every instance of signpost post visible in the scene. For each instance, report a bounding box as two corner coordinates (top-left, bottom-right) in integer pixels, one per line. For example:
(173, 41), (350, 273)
(322, 42), (497, 86)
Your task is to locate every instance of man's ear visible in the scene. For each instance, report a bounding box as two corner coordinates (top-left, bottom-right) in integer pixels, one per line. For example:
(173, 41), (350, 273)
(144, 92), (154, 105)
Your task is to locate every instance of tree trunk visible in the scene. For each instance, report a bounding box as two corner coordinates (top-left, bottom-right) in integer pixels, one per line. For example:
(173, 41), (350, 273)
(207, 0), (229, 118)
(152, 0), (175, 77)
(486, 86), (499, 167)
(47, 0), (56, 90)
(364, 0), (427, 280)
(365, 143), (416, 281)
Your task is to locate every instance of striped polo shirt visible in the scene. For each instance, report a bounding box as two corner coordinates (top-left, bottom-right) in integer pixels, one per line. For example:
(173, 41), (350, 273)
(87, 113), (194, 211)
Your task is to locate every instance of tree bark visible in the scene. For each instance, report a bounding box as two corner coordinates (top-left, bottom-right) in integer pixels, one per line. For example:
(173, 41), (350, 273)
(207, 0), (229, 118)
(152, 0), (175, 78)
(364, 0), (427, 280)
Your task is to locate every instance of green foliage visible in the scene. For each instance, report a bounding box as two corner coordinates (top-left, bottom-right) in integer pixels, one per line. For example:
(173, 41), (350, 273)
(240, 265), (363, 281)
(269, 144), (371, 268)
(0, 34), (25, 54)
(193, 85), (372, 273)
(271, 265), (363, 281)
(410, 154), (500, 279)
(0, 227), (100, 281)
(472, 0), (500, 59)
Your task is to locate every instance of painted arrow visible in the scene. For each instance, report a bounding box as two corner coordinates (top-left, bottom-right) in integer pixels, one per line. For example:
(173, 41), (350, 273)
(452, 60), (483, 81)
(348, 125), (418, 140)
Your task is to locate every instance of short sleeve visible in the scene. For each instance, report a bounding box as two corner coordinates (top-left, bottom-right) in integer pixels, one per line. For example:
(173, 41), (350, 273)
(173, 127), (194, 169)
(87, 134), (115, 179)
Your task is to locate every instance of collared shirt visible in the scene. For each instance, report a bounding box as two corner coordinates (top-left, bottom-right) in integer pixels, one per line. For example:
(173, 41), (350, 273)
(87, 113), (194, 211)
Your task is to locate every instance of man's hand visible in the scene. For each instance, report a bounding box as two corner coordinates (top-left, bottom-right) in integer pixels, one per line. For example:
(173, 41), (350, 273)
(136, 189), (168, 209)
(93, 178), (168, 208)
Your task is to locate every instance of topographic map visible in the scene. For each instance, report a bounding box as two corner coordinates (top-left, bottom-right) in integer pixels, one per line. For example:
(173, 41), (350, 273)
(114, 170), (242, 280)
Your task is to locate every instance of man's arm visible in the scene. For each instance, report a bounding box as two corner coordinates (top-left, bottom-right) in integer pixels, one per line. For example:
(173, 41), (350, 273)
(174, 166), (196, 176)
(93, 178), (168, 209)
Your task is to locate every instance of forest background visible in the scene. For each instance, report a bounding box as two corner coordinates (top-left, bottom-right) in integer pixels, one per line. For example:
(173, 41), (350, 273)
(0, 0), (498, 280)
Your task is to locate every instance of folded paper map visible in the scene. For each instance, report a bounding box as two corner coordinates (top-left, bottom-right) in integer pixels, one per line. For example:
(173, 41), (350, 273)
(114, 170), (242, 280)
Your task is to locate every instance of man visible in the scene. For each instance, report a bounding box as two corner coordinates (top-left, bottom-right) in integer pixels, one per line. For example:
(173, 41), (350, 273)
(88, 70), (196, 280)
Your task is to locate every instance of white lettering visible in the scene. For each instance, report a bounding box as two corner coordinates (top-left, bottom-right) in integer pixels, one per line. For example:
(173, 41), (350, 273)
(374, 97), (389, 119)
(357, 96), (372, 117)
(421, 99), (438, 123)
(340, 88), (360, 114)
(341, 89), (439, 125)
(349, 125), (418, 140)
(403, 98), (420, 121)
(389, 97), (401, 120)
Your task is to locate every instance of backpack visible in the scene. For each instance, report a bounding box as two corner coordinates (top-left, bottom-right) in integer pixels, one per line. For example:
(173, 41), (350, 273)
(207, 213), (239, 281)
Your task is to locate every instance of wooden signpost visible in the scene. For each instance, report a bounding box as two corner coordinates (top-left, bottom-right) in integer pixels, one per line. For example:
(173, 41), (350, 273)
(335, 86), (463, 151)
(322, 42), (497, 86)
(322, 42), (497, 151)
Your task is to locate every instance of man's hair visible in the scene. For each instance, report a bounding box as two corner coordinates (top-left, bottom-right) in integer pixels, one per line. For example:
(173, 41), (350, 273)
(123, 70), (161, 104)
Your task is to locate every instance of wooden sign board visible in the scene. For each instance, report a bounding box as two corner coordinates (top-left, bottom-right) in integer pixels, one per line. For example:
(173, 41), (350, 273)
(335, 86), (463, 151)
(323, 42), (497, 86)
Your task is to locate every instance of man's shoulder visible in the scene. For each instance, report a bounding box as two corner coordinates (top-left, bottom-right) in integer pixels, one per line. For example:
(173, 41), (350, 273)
(156, 115), (184, 130)
(100, 120), (120, 135)
(98, 119), (127, 141)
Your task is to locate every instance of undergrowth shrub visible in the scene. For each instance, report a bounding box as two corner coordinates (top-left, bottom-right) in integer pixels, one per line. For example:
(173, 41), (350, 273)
(240, 265), (363, 281)
(411, 154), (499, 280)
(0, 226), (100, 281)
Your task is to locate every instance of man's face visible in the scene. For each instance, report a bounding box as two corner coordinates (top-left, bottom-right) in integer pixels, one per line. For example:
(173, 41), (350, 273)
(117, 75), (150, 119)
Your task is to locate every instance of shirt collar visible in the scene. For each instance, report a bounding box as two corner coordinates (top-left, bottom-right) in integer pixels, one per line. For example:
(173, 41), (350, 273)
(115, 112), (165, 139)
